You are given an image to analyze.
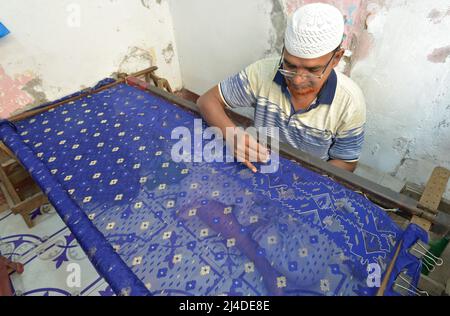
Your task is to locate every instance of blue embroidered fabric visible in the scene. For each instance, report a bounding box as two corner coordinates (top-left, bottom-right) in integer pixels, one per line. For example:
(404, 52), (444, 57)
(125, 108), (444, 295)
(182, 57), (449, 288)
(0, 82), (427, 296)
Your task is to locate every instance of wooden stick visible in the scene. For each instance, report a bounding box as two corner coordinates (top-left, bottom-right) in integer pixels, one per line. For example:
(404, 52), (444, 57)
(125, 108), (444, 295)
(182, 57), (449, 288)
(377, 240), (403, 296)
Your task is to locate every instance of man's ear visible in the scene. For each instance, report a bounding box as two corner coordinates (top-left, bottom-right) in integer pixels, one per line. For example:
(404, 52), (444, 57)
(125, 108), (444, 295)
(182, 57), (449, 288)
(333, 49), (345, 67)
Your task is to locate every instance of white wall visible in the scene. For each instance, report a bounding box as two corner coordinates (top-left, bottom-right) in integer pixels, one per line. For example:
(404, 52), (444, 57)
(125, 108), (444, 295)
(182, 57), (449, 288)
(168, 0), (280, 95)
(351, 0), (450, 198)
(0, 0), (182, 118)
(169, 0), (450, 198)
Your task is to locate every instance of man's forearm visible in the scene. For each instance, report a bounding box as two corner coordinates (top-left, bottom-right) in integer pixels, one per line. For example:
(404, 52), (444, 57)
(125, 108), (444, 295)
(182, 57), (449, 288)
(197, 86), (237, 137)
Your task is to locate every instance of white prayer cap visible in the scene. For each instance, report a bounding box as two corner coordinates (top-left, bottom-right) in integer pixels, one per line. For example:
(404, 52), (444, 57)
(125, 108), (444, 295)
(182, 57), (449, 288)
(284, 3), (345, 59)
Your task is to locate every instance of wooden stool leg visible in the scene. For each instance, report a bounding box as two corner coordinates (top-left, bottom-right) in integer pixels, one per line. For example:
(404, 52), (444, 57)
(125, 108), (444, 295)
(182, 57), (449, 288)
(11, 192), (48, 228)
(22, 213), (34, 229)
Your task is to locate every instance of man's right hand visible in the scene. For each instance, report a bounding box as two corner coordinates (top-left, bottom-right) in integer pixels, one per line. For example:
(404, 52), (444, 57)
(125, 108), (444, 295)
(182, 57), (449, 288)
(197, 86), (269, 173)
(226, 128), (270, 173)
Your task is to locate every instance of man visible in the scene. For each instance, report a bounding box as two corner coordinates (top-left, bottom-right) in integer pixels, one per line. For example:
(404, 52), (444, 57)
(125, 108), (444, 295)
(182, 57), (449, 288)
(197, 3), (366, 173)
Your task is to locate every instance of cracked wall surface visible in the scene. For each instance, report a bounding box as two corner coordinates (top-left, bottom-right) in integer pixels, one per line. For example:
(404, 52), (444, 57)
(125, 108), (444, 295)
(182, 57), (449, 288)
(0, 0), (182, 118)
(349, 0), (450, 198)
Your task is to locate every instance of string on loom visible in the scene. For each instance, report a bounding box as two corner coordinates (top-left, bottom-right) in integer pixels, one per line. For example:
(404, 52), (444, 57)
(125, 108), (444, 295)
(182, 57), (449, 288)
(353, 190), (399, 213)
(319, 172), (400, 213)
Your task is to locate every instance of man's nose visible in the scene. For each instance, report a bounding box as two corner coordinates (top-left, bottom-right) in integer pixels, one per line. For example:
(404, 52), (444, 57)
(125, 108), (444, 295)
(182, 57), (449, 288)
(292, 74), (307, 86)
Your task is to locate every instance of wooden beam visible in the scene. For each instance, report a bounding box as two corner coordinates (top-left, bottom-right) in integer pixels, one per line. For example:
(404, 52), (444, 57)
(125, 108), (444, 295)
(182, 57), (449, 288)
(11, 192), (48, 228)
(11, 192), (47, 215)
(0, 167), (21, 205)
(411, 216), (432, 232)
(418, 167), (450, 215)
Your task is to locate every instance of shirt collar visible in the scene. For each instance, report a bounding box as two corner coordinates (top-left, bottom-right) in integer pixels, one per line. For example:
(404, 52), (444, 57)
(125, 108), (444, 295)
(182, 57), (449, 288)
(273, 66), (338, 109)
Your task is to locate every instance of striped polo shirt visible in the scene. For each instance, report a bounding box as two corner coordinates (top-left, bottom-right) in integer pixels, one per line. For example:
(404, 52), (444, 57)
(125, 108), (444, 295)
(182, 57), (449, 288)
(218, 57), (366, 162)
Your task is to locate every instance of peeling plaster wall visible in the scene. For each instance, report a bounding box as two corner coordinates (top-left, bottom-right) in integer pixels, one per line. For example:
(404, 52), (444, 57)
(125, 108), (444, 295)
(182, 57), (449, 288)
(351, 0), (450, 199)
(0, 0), (182, 118)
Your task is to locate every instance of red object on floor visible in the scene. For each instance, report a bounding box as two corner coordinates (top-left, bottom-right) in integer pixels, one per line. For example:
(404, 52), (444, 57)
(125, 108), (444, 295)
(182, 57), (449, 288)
(0, 256), (24, 296)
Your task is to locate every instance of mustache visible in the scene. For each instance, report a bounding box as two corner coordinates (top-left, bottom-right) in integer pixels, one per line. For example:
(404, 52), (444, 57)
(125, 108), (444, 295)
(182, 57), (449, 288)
(291, 83), (313, 89)
(291, 85), (315, 94)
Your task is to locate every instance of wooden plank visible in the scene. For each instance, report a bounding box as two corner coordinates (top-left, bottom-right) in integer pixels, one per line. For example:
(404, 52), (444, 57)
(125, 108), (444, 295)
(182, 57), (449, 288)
(0, 183), (14, 208)
(0, 142), (15, 159)
(0, 166), (21, 204)
(11, 192), (47, 216)
(7, 167), (30, 187)
(419, 167), (450, 214)
(0, 183), (10, 213)
(13, 191), (46, 228)
(402, 182), (450, 215)
(1, 159), (16, 169)
(22, 212), (34, 229)
(411, 215), (432, 232)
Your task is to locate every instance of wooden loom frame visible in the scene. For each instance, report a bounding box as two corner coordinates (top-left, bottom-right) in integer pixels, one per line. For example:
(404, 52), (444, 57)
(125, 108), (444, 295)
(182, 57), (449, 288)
(1, 66), (448, 295)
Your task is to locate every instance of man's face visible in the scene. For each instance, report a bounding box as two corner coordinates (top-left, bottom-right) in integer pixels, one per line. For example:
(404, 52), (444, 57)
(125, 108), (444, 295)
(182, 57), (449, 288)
(282, 48), (343, 98)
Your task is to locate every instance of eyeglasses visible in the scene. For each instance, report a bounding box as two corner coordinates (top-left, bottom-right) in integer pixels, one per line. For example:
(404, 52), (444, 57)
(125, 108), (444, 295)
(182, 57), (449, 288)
(278, 47), (339, 80)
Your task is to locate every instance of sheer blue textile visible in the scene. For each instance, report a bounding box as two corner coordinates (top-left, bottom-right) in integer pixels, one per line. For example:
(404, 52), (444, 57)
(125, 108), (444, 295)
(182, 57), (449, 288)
(0, 82), (427, 296)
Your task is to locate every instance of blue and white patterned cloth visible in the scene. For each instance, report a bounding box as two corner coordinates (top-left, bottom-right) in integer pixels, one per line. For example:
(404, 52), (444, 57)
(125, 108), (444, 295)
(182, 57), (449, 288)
(0, 82), (426, 296)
